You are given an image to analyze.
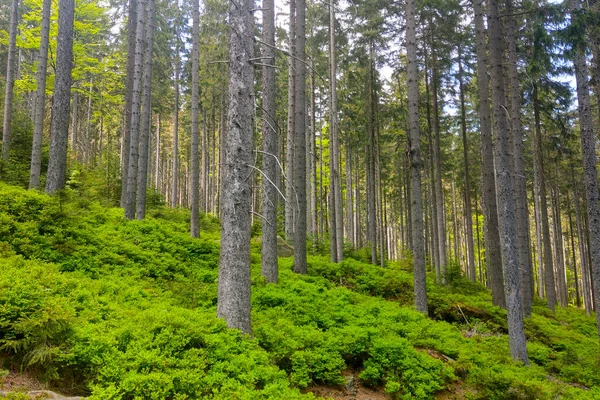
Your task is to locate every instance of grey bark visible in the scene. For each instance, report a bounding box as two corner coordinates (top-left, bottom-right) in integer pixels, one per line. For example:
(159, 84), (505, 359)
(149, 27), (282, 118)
(45, 0), (74, 194)
(329, 1), (344, 261)
(458, 49), (476, 281)
(136, 0), (155, 220)
(569, 0), (600, 337)
(285, 0), (296, 243)
(190, 0), (200, 237)
(406, 0), (427, 315)
(29, 0), (51, 189)
(367, 43), (378, 265)
(574, 181), (593, 314)
(533, 85), (557, 311)
(505, 0), (533, 316)
(217, 0), (254, 334)
(171, 43), (180, 207)
(293, 0), (307, 274)
(71, 88), (78, 153)
(2, 0), (19, 163)
(123, 0), (146, 218)
(567, 191), (581, 307)
(430, 40), (447, 275)
(121, 0), (138, 207)
(551, 180), (568, 306)
(261, 0), (278, 283)
(487, 0), (528, 363)
(472, 0), (505, 308)
(84, 80), (93, 164)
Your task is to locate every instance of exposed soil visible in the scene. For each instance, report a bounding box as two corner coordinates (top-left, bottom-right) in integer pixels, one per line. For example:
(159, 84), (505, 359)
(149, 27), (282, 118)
(0, 371), (83, 399)
(305, 371), (391, 400)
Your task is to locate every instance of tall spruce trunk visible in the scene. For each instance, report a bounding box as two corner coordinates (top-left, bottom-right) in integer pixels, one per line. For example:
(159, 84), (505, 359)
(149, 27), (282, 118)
(472, 0), (505, 307)
(261, 0), (278, 283)
(505, 0), (533, 316)
(569, 0), (600, 337)
(533, 84), (557, 311)
(136, 0), (155, 220)
(45, 0), (74, 194)
(551, 179), (568, 306)
(29, 0), (51, 189)
(285, 0), (296, 243)
(487, 0), (528, 363)
(406, 0), (427, 315)
(293, 0), (307, 274)
(458, 49), (476, 281)
(329, 0), (343, 262)
(189, 0), (200, 237)
(217, 0), (254, 334)
(123, 0), (146, 218)
(430, 43), (446, 274)
(121, 0), (138, 206)
(2, 0), (19, 163)
(171, 41), (180, 207)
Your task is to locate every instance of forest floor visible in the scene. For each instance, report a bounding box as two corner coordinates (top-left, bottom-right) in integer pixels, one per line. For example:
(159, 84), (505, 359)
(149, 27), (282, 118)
(0, 182), (598, 399)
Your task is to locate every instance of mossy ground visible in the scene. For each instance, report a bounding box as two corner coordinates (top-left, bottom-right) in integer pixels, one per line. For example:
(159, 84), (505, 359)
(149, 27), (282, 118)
(0, 182), (598, 399)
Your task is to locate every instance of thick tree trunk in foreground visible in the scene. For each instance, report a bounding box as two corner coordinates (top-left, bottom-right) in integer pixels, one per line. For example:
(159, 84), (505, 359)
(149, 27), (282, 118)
(569, 0), (600, 338)
(261, 0), (278, 283)
(45, 0), (75, 194)
(293, 0), (307, 274)
(406, 0), (427, 315)
(217, 0), (254, 334)
(171, 47), (180, 207)
(285, 0), (296, 243)
(190, 0), (200, 237)
(2, 0), (19, 163)
(123, 0), (146, 218)
(505, 0), (533, 316)
(487, 0), (528, 363)
(136, 0), (155, 220)
(121, 0), (138, 207)
(29, 0), (51, 189)
(472, 0), (505, 308)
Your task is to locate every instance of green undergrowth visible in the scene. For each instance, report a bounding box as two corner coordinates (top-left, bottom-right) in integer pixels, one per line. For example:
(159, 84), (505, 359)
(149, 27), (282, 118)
(0, 182), (598, 399)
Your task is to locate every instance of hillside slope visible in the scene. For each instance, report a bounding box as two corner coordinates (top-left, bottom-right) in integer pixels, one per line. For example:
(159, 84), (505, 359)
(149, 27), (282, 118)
(0, 183), (598, 399)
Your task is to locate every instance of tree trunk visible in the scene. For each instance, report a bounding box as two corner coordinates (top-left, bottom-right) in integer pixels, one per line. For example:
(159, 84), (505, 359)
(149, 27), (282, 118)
(136, 0), (155, 220)
(487, 0), (528, 363)
(285, 0), (296, 243)
(123, 0), (146, 218)
(121, 0), (138, 207)
(472, 0), (505, 308)
(551, 179), (568, 306)
(1, 0), (19, 163)
(45, 0), (74, 194)
(567, 191), (581, 307)
(261, 0), (278, 282)
(189, 0), (200, 237)
(458, 49), (475, 281)
(569, 0), (600, 336)
(217, 0), (254, 334)
(430, 39), (447, 275)
(29, 0), (51, 189)
(406, 0), (427, 315)
(505, 0), (533, 316)
(367, 42), (378, 265)
(329, 0), (343, 262)
(533, 84), (557, 311)
(171, 44), (180, 208)
(293, 0), (307, 274)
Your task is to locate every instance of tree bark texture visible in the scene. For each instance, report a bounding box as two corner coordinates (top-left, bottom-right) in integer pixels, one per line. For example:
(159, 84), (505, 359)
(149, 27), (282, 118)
(29, 0), (51, 189)
(505, 0), (533, 316)
(136, 0), (155, 220)
(569, 0), (600, 337)
(406, 0), (428, 315)
(45, 0), (74, 194)
(261, 0), (278, 283)
(217, 0), (254, 334)
(123, 0), (146, 218)
(487, 0), (528, 363)
(2, 0), (19, 163)
(190, 0), (201, 237)
(472, 0), (505, 308)
(285, 0), (296, 243)
(292, 0), (307, 274)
